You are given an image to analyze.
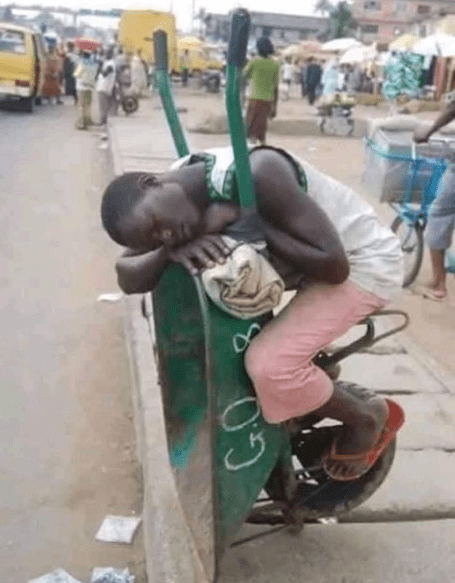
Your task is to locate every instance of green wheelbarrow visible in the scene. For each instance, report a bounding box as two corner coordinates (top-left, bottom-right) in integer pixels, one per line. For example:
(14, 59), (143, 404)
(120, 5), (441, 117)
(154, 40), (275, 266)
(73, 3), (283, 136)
(150, 11), (408, 582)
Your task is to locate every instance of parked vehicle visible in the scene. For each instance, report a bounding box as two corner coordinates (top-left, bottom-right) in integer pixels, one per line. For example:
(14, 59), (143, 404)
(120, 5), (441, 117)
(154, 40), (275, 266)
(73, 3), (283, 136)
(118, 9), (178, 71)
(0, 22), (47, 112)
(177, 36), (224, 76)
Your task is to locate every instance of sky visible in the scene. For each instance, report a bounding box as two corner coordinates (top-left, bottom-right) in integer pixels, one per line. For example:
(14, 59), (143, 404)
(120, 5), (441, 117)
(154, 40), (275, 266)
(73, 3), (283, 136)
(7, 0), (321, 33)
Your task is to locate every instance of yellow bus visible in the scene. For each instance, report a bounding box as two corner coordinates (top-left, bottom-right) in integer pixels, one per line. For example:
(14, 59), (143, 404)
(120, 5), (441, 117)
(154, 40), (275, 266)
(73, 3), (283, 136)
(118, 10), (178, 71)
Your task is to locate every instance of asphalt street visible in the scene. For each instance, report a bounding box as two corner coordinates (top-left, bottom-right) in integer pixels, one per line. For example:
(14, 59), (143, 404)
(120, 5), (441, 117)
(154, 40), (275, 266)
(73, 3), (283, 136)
(0, 102), (145, 583)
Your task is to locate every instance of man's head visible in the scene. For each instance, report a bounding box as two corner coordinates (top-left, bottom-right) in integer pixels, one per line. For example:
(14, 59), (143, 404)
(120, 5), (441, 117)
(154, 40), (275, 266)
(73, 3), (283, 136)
(105, 47), (114, 60)
(101, 172), (202, 250)
(256, 37), (274, 57)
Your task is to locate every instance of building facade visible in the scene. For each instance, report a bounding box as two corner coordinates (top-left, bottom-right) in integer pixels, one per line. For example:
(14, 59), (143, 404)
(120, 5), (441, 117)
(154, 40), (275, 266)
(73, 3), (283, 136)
(352, 0), (455, 43)
(204, 11), (328, 46)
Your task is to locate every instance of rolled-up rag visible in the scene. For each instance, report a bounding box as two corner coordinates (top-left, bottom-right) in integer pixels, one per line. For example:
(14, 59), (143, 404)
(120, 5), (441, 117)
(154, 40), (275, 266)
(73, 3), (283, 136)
(201, 236), (285, 319)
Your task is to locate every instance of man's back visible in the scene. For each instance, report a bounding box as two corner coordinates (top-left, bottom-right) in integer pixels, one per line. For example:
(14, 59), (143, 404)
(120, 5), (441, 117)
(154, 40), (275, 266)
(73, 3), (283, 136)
(245, 57), (279, 101)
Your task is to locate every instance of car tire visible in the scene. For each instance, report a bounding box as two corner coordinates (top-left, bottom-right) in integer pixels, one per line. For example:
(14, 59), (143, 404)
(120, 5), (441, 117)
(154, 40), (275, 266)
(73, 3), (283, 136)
(21, 97), (34, 113)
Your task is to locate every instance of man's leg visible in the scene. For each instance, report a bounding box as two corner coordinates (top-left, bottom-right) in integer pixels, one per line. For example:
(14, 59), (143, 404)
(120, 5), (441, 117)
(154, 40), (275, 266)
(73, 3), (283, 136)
(75, 90), (87, 129)
(98, 91), (108, 125)
(424, 164), (455, 299)
(245, 281), (388, 479)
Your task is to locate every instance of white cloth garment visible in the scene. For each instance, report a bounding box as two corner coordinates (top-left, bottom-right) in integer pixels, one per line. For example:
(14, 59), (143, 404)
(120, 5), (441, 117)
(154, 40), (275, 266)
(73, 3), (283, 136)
(96, 58), (116, 94)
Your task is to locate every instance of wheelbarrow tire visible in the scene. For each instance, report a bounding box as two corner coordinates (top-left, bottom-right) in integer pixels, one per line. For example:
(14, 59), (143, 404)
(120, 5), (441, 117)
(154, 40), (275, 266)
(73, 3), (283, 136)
(265, 381), (397, 520)
(122, 95), (139, 115)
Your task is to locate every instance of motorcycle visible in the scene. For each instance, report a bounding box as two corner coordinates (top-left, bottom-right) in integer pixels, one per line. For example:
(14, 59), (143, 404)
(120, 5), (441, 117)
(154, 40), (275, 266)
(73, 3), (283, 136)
(151, 18), (408, 583)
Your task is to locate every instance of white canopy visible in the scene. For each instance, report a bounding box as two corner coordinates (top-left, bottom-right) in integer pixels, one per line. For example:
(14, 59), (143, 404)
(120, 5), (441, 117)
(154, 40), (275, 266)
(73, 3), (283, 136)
(412, 33), (455, 57)
(321, 37), (362, 53)
(339, 44), (377, 64)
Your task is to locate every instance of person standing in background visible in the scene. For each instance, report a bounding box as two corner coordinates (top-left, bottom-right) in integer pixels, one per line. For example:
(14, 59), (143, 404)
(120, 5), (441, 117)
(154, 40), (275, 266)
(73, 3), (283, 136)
(414, 96), (455, 301)
(42, 46), (63, 105)
(299, 60), (307, 98)
(63, 42), (78, 104)
(131, 49), (147, 96)
(96, 47), (116, 126)
(74, 50), (97, 130)
(244, 37), (279, 145)
(304, 57), (322, 105)
(181, 49), (190, 88)
(281, 56), (294, 101)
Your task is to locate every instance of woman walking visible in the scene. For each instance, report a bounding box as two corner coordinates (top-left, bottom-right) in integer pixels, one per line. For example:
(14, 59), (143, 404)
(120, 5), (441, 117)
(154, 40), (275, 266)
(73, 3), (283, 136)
(244, 37), (279, 145)
(42, 46), (63, 104)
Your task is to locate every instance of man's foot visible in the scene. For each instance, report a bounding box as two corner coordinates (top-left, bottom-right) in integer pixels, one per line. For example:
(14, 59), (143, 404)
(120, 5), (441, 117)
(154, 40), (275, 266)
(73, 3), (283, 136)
(323, 398), (404, 481)
(423, 281), (447, 301)
(423, 287), (447, 301)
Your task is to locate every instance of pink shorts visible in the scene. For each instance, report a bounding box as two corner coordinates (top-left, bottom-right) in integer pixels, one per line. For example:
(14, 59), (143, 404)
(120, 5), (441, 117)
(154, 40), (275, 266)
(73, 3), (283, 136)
(244, 281), (387, 424)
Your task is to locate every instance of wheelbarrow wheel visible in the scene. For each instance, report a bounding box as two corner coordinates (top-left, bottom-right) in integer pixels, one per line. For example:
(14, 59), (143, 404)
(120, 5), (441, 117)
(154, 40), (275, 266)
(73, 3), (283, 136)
(264, 381), (397, 520)
(122, 95), (139, 115)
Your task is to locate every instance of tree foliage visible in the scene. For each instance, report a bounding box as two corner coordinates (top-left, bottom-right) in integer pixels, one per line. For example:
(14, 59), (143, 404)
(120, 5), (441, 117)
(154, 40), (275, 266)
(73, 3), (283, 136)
(315, 0), (357, 40)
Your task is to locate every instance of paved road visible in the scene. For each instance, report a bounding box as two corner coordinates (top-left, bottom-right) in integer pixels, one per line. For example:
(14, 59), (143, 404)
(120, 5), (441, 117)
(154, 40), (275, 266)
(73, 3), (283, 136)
(0, 102), (145, 582)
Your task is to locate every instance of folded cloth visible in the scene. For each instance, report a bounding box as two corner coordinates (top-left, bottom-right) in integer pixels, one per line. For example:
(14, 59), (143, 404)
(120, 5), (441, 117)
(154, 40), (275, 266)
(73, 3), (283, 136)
(201, 236), (285, 319)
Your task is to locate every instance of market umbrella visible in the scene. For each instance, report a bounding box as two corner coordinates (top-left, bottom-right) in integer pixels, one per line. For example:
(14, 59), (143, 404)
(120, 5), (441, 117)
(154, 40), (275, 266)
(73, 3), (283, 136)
(389, 33), (418, 52)
(74, 38), (101, 52)
(412, 33), (455, 57)
(300, 39), (322, 52)
(321, 37), (361, 53)
(339, 44), (376, 64)
(438, 15), (455, 35)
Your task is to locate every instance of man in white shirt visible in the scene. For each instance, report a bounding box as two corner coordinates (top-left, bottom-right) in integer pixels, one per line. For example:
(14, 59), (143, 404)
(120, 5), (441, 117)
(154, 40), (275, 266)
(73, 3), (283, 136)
(74, 51), (97, 130)
(96, 47), (116, 126)
(282, 57), (294, 101)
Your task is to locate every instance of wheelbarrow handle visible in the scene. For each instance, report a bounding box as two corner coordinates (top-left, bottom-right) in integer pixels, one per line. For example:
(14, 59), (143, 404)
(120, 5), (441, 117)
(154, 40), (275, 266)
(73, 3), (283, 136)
(153, 29), (168, 71)
(152, 30), (190, 158)
(225, 9), (256, 212)
(227, 8), (250, 68)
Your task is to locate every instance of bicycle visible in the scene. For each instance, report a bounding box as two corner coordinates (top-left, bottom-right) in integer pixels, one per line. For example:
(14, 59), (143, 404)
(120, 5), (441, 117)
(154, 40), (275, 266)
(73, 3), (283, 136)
(365, 137), (455, 287)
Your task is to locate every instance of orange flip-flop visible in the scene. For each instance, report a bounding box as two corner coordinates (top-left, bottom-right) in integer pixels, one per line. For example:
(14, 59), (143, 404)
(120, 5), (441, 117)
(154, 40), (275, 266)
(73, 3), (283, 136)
(322, 399), (405, 482)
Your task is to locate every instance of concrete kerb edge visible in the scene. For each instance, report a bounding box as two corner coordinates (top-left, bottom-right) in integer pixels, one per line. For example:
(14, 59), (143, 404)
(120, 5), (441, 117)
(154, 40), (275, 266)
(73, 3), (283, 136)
(122, 295), (209, 583)
(109, 128), (210, 583)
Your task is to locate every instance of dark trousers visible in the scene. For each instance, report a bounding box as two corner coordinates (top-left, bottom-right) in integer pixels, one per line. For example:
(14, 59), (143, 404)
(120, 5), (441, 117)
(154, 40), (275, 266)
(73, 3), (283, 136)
(181, 68), (189, 87)
(307, 84), (317, 105)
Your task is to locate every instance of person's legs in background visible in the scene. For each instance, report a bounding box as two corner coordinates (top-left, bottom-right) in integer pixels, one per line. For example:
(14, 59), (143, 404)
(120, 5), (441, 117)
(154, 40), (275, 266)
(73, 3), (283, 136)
(424, 164), (455, 300)
(307, 84), (316, 105)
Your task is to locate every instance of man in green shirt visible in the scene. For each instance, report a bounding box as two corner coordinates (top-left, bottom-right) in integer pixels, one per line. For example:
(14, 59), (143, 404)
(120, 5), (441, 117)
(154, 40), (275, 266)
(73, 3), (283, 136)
(244, 37), (279, 145)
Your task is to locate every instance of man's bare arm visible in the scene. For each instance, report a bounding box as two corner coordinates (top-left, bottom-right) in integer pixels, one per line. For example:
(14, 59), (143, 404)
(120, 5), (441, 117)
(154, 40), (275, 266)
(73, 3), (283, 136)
(251, 150), (349, 283)
(116, 247), (170, 294)
(415, 101), (455, 143)
(261, 219), (349, 283)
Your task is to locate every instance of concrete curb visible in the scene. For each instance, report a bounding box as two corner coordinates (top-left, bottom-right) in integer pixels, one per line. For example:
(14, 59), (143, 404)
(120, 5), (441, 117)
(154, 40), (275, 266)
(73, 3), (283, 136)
(123, 294), (209, 583)
(108, 120), (209, 583)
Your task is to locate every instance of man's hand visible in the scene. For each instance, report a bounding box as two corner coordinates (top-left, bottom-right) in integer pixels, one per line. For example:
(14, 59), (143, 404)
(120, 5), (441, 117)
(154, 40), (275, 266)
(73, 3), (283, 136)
(413, 127), (430, 144)
(167, 234), (232, 275)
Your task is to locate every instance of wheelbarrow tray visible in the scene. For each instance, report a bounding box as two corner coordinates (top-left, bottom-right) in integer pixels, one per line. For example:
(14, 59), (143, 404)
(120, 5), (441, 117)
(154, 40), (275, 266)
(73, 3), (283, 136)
(152, 264), (285, 581)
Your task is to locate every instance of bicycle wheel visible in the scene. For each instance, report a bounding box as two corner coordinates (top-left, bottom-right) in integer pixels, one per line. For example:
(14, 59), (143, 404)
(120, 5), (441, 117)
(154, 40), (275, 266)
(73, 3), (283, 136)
(391, 215), (424, 287)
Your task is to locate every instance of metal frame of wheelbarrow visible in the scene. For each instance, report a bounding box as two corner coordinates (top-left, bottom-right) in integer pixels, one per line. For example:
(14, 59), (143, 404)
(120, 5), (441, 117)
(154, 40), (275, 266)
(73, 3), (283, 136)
(152, 19), (288, 582)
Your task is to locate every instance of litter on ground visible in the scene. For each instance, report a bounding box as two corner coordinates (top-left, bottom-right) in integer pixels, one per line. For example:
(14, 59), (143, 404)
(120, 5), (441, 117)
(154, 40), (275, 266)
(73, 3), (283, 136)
(95, 515), (142, 544)
(28, 569), (83, 583)
(91, 567), (134, 583)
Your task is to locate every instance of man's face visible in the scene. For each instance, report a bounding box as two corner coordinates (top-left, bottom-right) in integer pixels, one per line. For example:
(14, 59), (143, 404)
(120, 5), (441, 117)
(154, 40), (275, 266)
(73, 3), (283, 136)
(120, 183), (202, 251)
